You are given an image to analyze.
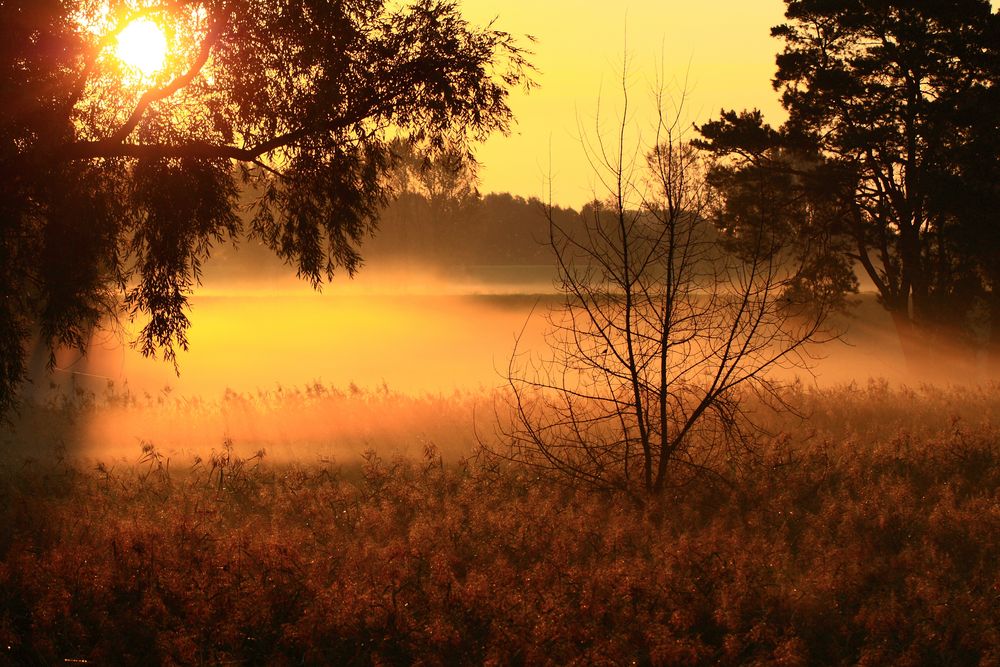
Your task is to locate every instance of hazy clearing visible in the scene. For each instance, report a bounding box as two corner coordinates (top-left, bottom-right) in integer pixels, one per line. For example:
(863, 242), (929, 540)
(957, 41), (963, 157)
(4, 273), (1000, 665)
(5, 268), (995, 464)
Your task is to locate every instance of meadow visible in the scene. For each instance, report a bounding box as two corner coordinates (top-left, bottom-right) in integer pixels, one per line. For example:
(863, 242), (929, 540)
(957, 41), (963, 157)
(1, 381), (999, 665)
(6, 0), (1000, 662)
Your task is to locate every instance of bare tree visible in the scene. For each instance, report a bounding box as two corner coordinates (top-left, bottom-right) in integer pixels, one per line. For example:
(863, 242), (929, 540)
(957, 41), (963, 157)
(497, 79), (836, 498)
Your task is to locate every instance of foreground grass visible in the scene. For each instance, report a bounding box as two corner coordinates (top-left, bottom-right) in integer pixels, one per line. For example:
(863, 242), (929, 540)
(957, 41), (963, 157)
(1, 384), (999, 665)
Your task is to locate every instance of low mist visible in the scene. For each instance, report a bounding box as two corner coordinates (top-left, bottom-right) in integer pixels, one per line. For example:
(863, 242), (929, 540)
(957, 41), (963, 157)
(5, 262), (993, 464)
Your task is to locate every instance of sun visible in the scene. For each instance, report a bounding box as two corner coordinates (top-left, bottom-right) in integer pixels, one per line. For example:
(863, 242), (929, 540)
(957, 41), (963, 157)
(115, 18), (168, 77)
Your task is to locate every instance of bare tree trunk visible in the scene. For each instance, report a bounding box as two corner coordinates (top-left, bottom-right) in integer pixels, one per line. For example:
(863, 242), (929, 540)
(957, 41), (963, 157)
(496, 73), (834, 496)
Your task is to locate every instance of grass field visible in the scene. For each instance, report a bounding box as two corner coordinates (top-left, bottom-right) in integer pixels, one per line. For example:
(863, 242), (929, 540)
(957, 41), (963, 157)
(1, 382), (999, 665)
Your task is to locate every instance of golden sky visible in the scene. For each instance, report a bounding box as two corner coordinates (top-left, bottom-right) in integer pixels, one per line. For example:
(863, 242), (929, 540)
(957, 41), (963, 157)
(461, 0), (788, 207)
(466, 0), (1000, 207)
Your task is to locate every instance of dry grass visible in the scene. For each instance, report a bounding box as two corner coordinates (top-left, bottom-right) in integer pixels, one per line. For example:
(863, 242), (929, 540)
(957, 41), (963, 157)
(1, 381), (482, 465)
(1, 383), (999, 665)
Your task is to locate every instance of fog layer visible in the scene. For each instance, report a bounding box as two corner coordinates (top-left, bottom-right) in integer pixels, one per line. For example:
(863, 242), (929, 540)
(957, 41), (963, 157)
(7, 266), (992, 462)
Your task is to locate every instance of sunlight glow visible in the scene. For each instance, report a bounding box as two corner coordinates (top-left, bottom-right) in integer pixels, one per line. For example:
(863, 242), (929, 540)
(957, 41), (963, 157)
(115, 18), (167, 77)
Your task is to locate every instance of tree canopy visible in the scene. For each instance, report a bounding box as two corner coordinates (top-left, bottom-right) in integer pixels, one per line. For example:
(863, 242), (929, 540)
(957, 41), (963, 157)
(698, 0), (1000, 361)
(0, 0), (532, 415)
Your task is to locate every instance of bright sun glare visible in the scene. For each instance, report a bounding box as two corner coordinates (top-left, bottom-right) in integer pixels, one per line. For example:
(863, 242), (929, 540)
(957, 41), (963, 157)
(115, 18), (167, 77)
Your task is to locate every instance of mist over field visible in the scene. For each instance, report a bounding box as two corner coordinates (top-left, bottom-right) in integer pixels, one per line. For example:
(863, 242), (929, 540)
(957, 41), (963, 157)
(3, 258), (991, 465)
(23, 260), (986, 400)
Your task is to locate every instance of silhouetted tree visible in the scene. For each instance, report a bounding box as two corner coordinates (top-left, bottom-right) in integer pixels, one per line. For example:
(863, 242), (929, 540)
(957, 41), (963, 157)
(386, 138), (480, 212)
(696, 111), (859, 314)
(0, 0), (532, 416)
(375, 138), (481, 262)
(499, 85), (833, 498)
(699, 0), (1000, 365)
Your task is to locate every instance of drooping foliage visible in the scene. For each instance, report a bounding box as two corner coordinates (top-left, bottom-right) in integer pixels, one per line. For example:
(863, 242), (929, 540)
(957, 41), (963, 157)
(0, 0), (532, 415)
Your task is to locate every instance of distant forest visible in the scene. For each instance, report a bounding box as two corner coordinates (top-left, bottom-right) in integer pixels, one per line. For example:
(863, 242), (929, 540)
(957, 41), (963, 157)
(208, 189), (584, 280)
(366, 191), (579, 266)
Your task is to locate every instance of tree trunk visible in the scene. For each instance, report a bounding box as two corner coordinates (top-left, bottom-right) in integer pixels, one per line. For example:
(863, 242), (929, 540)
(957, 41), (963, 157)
(888, 304), (926, 375)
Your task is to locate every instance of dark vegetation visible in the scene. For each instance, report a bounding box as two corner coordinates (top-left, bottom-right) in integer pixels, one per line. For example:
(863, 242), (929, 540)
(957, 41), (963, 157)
(206, 190), (578, 280)
(698, 0), (1000, 364)
(368, 191), (578, 267)
(1, 384), (999, 665)
(367, 139), (580, 267)
(0, 0), (532, 414)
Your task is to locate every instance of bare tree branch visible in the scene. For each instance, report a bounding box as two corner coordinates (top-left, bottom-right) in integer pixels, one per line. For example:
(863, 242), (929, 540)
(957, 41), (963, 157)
(494, 72), (835, 497)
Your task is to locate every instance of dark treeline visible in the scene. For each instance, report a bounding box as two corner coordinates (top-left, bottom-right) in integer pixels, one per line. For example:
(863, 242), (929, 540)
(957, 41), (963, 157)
(365, 191), (578, 267)
(361, 137), (580, 267)
(205, 190), (583, 280)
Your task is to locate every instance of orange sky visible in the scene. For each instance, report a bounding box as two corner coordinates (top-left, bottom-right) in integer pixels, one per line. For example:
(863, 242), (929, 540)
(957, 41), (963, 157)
(461, 1), (789, 207)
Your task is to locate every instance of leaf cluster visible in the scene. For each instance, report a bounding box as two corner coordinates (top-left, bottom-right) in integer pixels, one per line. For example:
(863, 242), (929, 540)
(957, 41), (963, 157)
(0, 0), (533, 416)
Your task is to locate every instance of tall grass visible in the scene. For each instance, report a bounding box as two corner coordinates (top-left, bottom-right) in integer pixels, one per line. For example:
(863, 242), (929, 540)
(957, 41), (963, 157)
(0, 383), (998, 664)
(1, 381), (482, 464)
